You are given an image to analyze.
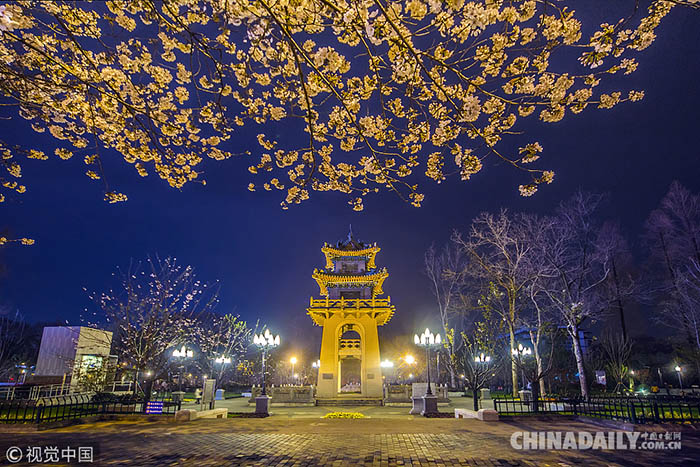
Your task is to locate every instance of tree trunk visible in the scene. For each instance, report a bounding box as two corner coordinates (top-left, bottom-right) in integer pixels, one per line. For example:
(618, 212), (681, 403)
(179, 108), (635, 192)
(449, 338), (457, 389)
(611, 258), (628, 341)
(539, 375), (546, 397)
(509, 324), (518, 397)
(528, 329), (547, 397)
(436, 352), (440, 384)
(473, 385), (479, 411)
(531, 376), (540, 413)
(570, 325), (589, 399)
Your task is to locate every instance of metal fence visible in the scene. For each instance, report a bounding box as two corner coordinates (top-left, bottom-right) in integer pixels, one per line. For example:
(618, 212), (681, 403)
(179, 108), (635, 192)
(0, 394), (181, 424)
(0, 381), (134, 401)
(494, 395), (700, 424)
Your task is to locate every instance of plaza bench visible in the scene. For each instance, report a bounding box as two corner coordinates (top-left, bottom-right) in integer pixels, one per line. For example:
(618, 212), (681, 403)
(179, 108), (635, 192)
(175, 408), (228, 422)
(454, 408), (499, 421)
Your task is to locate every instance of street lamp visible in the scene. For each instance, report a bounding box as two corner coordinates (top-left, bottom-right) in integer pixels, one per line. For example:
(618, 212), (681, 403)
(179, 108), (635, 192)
(470, 352), (492, 410)
(675, 365), (683, 390)
(253, 329), (280, 415)
(414, 327), (441, 416)
(290, 356), (297, 384)
(511, 343), (532, 357)
(511, 343), (532, 390)
(400, 354), (416, 384)
(216, 356), (232, 364)
(172, 345), (193, 392)
(253, 329), (279, 416)
(380, 360), (394, 384)
(214, 355), (232, 385)
(474, 353), (491, 363)
(253, 329), (280, 396)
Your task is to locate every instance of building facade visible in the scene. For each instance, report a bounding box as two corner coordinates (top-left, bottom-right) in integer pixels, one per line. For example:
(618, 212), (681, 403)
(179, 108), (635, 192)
(34, 326), (113, 390)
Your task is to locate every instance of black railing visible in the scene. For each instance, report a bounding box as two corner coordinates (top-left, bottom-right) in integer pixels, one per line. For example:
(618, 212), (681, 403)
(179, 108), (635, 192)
(494, 395), (700, 424)
(0, 394), (181, 424)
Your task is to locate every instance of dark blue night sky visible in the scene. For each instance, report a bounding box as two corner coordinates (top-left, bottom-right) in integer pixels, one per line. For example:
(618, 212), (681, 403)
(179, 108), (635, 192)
(1, 5), (700, 350)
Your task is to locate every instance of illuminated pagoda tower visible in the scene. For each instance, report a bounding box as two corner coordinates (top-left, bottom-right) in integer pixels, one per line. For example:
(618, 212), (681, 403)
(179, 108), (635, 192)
(307, 227), (395, 403)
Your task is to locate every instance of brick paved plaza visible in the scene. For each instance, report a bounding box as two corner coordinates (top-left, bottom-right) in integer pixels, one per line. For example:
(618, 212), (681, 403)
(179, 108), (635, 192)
(1, 413), (699, 466)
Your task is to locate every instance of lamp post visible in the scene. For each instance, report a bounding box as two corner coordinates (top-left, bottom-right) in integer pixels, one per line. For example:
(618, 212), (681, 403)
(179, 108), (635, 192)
(400, 354), (416, 384)
(290, 357), (297, 385)
(675, 366), (683, 390)
(312, 359), (321, 385)
(413, 328), (441, 416)
(172, 345), (193, 393)
(511, 343), (532, 391)
(380, 359), (394, 384)
(215, 355), (231, 386)
(472, 352), (491, 411)
(474, 353), (491, 364)
(253, 329), (279, 415)
(215, 356), (232, 365)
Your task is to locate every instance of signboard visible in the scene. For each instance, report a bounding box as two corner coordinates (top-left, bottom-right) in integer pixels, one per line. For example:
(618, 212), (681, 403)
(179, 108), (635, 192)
(145, 401), (163, 414)
(202, 378), (216, 409)
(595, 370), (606, 386)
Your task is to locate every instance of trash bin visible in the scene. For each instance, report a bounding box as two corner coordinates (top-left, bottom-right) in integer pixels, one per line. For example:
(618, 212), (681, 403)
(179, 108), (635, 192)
(215, 389), (224, 401)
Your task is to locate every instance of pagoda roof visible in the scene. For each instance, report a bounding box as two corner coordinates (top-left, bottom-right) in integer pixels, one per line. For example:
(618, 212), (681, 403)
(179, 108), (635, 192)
(322, 226), (380, 269)
(329, 225), (374, 251)
(312, 268), (388, 297)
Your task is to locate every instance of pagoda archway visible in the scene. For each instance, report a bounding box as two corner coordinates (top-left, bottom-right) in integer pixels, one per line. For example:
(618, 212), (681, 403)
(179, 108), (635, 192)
(338, 326), (362, 393)
(307, 228), (395, 402)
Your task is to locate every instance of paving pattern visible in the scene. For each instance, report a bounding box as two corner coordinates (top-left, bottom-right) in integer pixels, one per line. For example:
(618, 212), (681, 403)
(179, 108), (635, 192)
(0, 418), (698, 466)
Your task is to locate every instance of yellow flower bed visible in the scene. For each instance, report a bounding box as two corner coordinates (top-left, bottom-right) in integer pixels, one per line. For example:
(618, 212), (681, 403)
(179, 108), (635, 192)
(322, 411), (365, 419)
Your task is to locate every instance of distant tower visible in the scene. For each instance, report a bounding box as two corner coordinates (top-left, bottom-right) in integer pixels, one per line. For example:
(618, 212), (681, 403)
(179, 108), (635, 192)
(308, 228), (395, 402)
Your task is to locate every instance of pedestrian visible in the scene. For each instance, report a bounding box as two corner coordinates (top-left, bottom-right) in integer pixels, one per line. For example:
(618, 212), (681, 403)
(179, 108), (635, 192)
(195, 387), (202, 404)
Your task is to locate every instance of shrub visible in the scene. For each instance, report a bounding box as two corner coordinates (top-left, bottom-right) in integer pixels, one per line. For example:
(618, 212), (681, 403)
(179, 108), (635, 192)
(322, 411), (365, 419)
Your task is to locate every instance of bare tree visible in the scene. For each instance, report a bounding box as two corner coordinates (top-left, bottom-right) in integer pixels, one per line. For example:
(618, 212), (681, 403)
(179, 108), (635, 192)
(517, 214), (559, 399)
(674, 260), (700, 358)
(453, 210), (540, 397)
(0, 309), (27, 380)
(596, 221), (643, 341)
(645, 181), (700, 348)
(523, 283), (555, 399)
(532, 192), (611, 399)
(509, 320), (556, 412)
(459, 308), (503, 412)
(89, 257), (218, 393)
(424, 242), (469, 388)
(599, 331), (634, 394)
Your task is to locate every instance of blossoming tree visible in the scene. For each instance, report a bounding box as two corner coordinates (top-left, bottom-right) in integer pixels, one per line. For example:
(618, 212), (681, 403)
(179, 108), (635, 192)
(0, 1), (695, 211)
(89, 256), (218, 390)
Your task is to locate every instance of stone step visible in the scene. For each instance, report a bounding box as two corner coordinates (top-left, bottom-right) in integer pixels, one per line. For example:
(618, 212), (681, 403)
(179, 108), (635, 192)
(315, 398), (384, 406)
